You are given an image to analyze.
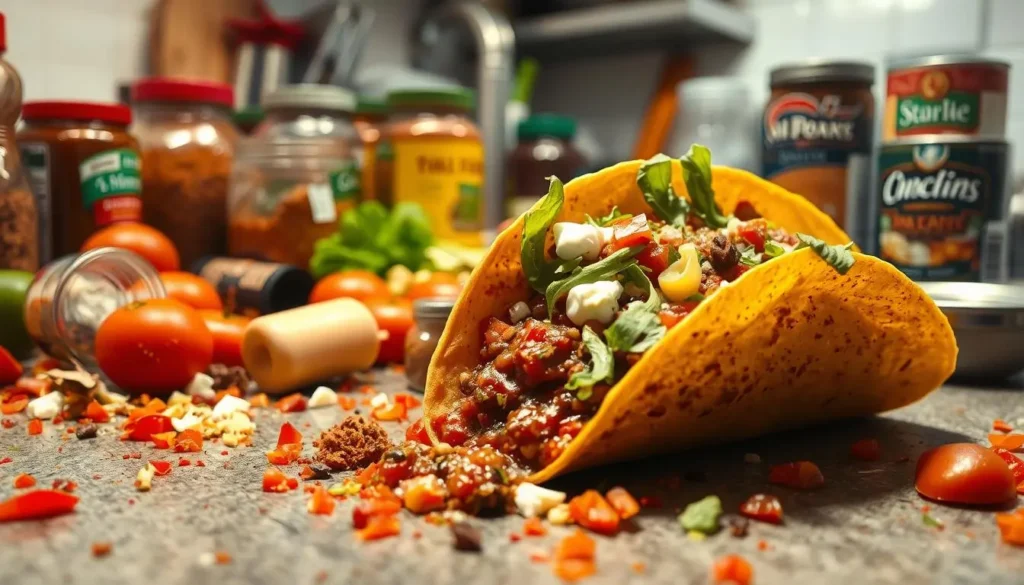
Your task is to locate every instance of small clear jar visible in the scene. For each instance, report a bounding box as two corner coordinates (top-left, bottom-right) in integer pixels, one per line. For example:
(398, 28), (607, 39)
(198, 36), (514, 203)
(24, 248), (165, 367)
(228, 84), (360, 270)
(404, 298), (455, 392)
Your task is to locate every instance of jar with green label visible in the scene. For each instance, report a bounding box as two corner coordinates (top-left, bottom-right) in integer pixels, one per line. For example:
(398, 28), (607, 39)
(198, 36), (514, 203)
(17, 101), (142, 260)
(228, 84), (360, 270)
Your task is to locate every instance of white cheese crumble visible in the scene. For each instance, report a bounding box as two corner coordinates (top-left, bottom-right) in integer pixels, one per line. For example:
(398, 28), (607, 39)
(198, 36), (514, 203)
(211, 394), (250, 420)
(308, 386), (338, 409)
(515, 483), (567, 518)
(370, 393), (390, 409)
(26, 391), (63, 420)
(553, 222), (606, 261)
(185, 373), (216, 401)
(565, 280), (623, 326)
(509, 301), (531, 324)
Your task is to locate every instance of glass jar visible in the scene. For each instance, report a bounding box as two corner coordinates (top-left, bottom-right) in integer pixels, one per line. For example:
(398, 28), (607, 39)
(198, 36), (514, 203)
(672, 77), (756, 172)
(24, 248), (165, 366)
(507, 113), (586, 220)
(18, 101), (141, 260)
(131, 78), (238, 269)
(354, 96), (387, 201)
(404, 297), (455, 392)
(380, 88), (484, 247)
(228, 84), (360, 270)
(0, 13), (39, 272)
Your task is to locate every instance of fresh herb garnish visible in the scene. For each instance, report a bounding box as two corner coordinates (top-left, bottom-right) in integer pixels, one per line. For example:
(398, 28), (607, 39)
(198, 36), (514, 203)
(521, 177), (566, 293)
(544, 246), (642, 316)
(309, 201), (434, 278)
(624, 265), (662, 313)
(922, 511), (944, 529)
(684, 293), (705, 302)
(638, 154), (690, 228)
(795, 234), (856, 275)
(679, 144), (729, 229)
(567, 327), (614, 398)
(604, 303), (666, 353)
(586, 206), (631, 227)
(764, 240), (786, 258)
(739, 246), (762, 267)
(668, 245), (681, 265)
(678, 495), (722, 534)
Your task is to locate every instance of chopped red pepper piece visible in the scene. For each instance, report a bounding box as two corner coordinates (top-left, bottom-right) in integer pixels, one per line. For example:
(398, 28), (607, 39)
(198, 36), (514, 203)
(523, 516), (547, 536)
(178, 458), (191, 467)
(990, 433), (1024, 451)
(173, 429), (203, 453)
(84, 400), (109, 423)
(553, 529), (596, 582)
(149, 460), (172, 476)
(405, 418), (430, 445)
(307, 485), (336, 516)
(356, 515), (401, 541)
(850, 438), (881, 461)
(27, 419), (42, 435)
(91, 541), (113, 557)
(124, 415), (174, 441)
(768, 461), (824, 490)
(636, 242), (672, 279)
(994, 419), (1014, 433)
(992, 448), (1024, 492)
(996, 509), (1024, 546)
(605, 487), (640, 520)
(275, 393), (307, 413)
(371, 401), (407, 422)
(739, 493), (784, 524)
(0, 346), (23, 386)
(13, 473), (36, 489)
(2, 418), (14, 429)
(262, 467), (296, 493)
(338, 396), (357, 410)
(151, 431), (176, 449)
(712, 554), (753, 585)
(0, 489), (79, 522)
(249, 393), (270, 408)
(0, 457), (11, 465)
(609, 214), (653, 251)
(352, 498), (402, 529)
(276, 421), (303, 448)
(394, 393), (422, 409)
(266, 444), (302, 465)
(569, 490), (620, 535)
(0, 394), (27, 415)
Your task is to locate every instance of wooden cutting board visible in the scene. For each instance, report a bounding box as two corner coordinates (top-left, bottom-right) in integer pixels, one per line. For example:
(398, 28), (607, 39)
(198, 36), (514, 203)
(150, 0), (258, 82)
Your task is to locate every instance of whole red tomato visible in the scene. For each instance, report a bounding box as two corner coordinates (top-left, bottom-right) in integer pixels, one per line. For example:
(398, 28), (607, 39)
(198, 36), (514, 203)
(95, 298), (213, 394)
(915, 443), (1017, 505)
(198, 310), (249, 367)
(406, 273), (462, 301)
(365, 299), (414, 364)
(160, 272), (223, 311)
(309, 270), (389, 304)
(82, 223), (180, 272)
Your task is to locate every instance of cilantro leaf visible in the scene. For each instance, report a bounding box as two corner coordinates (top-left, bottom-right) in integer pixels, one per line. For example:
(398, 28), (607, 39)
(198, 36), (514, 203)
(586, 206), (631, 227)
(738, 246), (762, 267)
(567, 327), (614, 397)
(764, 240), (786, 258)
(638, 154), (690, 228)
(604, 303), (666, 353)
(795, 234), (856, 275)
(544, 246), (642, 317)
(678, 495), (722, 534)
(679, 144), (729, 229)
(521, 177), (565, 293)
(623, 265), (662, 313)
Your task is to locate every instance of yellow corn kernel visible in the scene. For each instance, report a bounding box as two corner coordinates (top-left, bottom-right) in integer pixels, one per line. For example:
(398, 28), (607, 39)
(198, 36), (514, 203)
(658, 243), (701, 302)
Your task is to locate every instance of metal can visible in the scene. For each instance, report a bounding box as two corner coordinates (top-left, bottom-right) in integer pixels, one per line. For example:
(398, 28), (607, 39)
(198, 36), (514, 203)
(884, 56), (1009, 141)
(876, 137), (1009, 282)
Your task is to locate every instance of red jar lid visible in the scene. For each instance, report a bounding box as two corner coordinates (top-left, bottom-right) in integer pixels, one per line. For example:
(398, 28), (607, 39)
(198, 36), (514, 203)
(0, 13), (7, 53)
(131, 78), (234, 108)
(22, 101), (132, 125)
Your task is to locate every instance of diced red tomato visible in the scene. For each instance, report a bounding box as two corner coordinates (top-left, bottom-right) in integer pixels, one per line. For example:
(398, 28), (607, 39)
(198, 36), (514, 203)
(150, 431), (176, 449)
(916, 443), (1016, 505)
(1, 394), (28, 415)
(523, 516), (547, 536)
(553, 529), (596, 582)
(84, 400), (109, 423)
(992, 448), (1024, 493)
(658, 300), (702, 329)
(768, 461), (824, 490)
(352, 497), (402, 529)
(406, 418), (431, 444)
(276, 422), (302, 448)
(124, 415), (174, 442)
(275, 393), (307, 413)
(736, 221), (766, 252)
(636, 243), (671, 279)
(13, 473), (35, 489)
(27, 419), (42, 435)
(711, 554), (753, 585)
(149, 460), (172, 476)
(262, 468), (297, 493)
(402, 475), (446, 514)
(609, 214), (653, 252)
(0, 489), (79, 522)
(307, 485), (335, 516)
(605, 487), (640, 520)
(356, 515), (401, 541)
(266, 443), (302, 466)
(173, 429), (203, 453)
(850, 438), (881, 461)
(990, 433), (1024, 451)
(394, 393), (421, 409)
(0, 347), (22, 386)
(996, 509), (1024, 546)
(740, 493), (784, 524)
(569, 490), (620, 535)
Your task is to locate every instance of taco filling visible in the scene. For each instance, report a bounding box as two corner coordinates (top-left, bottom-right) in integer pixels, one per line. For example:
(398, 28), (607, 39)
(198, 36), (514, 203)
(422, 146), (854, 475)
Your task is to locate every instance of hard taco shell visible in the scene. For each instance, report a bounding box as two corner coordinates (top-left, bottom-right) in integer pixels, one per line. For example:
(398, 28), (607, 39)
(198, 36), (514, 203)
(423, 161), (957, 484)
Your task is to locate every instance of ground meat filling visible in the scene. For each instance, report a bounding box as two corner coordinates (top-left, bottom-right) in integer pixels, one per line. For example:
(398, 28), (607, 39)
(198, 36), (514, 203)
(314, 416), (391, 470)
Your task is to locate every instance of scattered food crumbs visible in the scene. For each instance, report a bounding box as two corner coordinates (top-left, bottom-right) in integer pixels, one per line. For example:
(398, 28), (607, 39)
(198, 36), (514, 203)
(850, 438), (881, 461)
(13, 473), (35, 488)
(523, 516), (547, 536)
(196, 460), (205, 467)
(135, 464), (155, 491)
(0, 457), (10, 465)
(679, 495), (723, 534)
(509, 532), (522, 542)
(2, 419), (14, 429)
(994, 419), (1013, 433)
(553, 529), (596, 582)
(712, 554), (753, 585)
(451, 522), (483, 552)
(221, 450), (228, 456)
(65, 426), (75, 434)
(215, 552), (231, 565)
(314, 416), (390, 471)
(757, 540), (770, 551)
(128, 499), (135, 505)
(75, 424), (98, 440)
(27, 419), (42, 435)
(179, 458), (190, 467)
(996, 509), (1024, 546)
(308, 485), (336, 515)
(631, 562), (646, 574)
(529, 551), (550, 563)
(922, 511), (945, 530)
(729, 516), (750, 538)
(744, 453), (761, 464)
(92, 474), (101, 480)
(740, 494), (784, 525)
(91, 542), (112, 557)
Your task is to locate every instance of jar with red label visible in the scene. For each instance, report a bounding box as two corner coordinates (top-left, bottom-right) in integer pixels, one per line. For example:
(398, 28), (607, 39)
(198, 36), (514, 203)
(18, 101), (141, 260)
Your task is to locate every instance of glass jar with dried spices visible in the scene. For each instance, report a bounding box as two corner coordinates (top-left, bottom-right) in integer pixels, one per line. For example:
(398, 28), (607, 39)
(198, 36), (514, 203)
(404, 297), (454, 392)
(17, 101), (141, 260)
(131, 78), (238, 267)
(228, 84), (360, 270)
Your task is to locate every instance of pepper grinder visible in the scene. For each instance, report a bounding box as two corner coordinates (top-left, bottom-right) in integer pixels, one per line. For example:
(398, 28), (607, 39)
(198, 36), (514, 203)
(0, 12), (40, 271)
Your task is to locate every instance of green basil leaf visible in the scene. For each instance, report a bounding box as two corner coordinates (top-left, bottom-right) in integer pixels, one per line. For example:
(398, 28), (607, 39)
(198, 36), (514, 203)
(544, 246), (642, 317)
(764, 240), (786, 258)
(624, 265), (662, 313)
(567, 327), (614, 395)
(521, 177), (566, 293)
(638, 154), (690, 228)
(585, 206), (631, 227)
(678, 495), (722, 534)
(679, 144), (729, 229)
(604, 303), (666, 353)
(554, 257), (583, 276)
(795, 234), (856, 275)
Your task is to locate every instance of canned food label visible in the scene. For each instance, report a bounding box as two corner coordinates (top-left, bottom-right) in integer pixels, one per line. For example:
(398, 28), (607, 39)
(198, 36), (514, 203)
(885, 64), (1008, 139)
(877, 141), (1008, 281)
(79, 148), (143, 226)
(329, 162), (361, 201)
(762, 92), (873, 228)
(306, 183), (338, 224)
(392, 138), (484, 247)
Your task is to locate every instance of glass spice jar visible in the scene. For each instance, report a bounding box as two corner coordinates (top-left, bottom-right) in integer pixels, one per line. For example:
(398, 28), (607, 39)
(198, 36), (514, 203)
(24, 248), (165, 367)
(131, 78), (238, 268)
(354, 96), (387, 201)
(404, 297), (455, 392)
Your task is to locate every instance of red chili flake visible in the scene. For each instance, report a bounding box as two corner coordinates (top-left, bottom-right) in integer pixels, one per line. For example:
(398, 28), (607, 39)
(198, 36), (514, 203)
(65, 426), (75, 434)
(711, 554), (753, 585)
(523, 517), (547, 536)
(52, 414), (63, 425)
(91, 541), (113, 557)
(757, 540), (770, 551)
(130, 452), (142, 459)
(0, 489), (79, 522)
(412, 530), (422, 539)
(27, 419), (43, 435)
(122, 454), (130, 460)
(768, 461), (824, 490)
(178, 458), (191, 467)
(740, 494), (784, 524)
(13, 473), (36, 489)
(352, 498), (401, 529)
(275, 393), (307, 413)
(0, 457), (12, 465)
(128, 499), (135, 505)
(149, 460), (172, 476)
(2, 418), (15, 429)
(220, 450), (228, 456)
(994, 419), (1014, 433)
(509, 532), (522, 542)
(52, 480), (77, 493)
(631, 562), (646, 574)
(991, 448), (1024, 492)
(215, 551), (232, 565)
(196, 460), (206, 467)
(92, 474), (101, 480)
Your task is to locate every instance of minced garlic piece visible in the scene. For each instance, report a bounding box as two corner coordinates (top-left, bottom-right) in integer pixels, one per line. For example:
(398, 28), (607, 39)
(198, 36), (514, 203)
(547, 503), (573, 525)
(135, 464), (155, 492)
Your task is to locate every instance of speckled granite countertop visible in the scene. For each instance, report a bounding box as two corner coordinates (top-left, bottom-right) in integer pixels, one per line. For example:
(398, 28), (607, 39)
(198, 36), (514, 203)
(0, 369), (1021, 585)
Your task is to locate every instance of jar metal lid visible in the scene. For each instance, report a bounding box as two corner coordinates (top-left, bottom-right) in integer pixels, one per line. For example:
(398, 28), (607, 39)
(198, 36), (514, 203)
(770, 60), (875, 87)
(356, 96), (388, 117)
(518, 113), (576, 141)
(386, 87), (475, 112)
(263, 84), (357, 114)
(131, 78), (234, 108)
(22, 101), (132, 125)
(413, 297), (456, 321)
(887, 55), (1010, 70)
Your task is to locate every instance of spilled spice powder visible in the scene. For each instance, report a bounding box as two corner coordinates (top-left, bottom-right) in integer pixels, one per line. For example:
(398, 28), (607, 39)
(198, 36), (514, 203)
(313, 416), (390, 471)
